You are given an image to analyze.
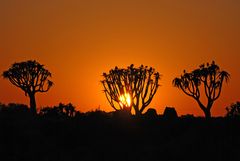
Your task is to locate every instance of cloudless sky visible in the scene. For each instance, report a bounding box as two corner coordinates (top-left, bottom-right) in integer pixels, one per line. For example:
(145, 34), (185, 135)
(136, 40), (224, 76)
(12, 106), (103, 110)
(1, 0), (240, 116)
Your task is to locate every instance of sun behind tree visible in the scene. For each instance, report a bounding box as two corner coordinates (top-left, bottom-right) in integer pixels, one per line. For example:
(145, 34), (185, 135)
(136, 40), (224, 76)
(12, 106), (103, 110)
(101, 64), (160, 116)
(119, 93), (132, 109)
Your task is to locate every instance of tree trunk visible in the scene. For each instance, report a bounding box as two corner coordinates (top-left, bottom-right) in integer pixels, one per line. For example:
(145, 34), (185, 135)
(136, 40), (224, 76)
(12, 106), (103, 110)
(29, 93), (37, 114)
(196, 99), (212, 119)
(203, 108), (211, 119)
(135, 108), (141, 117)
(123, 106), (131, 113)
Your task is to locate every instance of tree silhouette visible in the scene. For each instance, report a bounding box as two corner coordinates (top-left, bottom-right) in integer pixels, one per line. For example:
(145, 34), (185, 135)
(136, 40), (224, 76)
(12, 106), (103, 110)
(226, 102), (240, 118)
(173, 61), (230, 119)
(2, 60), (53, 114)
(101, 64), (160, 116)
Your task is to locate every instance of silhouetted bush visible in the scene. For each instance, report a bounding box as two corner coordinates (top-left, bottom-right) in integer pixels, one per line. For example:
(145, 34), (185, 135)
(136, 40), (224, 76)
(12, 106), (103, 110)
(163, 107), (178, 119)
(0, 103), (6, 110)
(0, 103), (31, 119)
(39, 103), (76, 118)
(226, 102), (240, 118)
(144, 108), (158, 119)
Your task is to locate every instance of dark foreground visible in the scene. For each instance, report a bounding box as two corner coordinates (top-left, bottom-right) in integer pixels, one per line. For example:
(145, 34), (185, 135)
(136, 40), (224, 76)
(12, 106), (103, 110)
(0, 111), (239, 161)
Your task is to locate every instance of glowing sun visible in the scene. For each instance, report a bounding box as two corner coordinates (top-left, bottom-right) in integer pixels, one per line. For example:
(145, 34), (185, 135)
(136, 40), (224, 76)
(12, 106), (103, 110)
(119, 93), (131, 108)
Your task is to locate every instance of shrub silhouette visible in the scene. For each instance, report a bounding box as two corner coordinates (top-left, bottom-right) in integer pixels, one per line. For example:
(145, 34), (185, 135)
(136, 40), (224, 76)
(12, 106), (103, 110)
(163, 107), (178, 119)
(173, 61), (230, 119)
(40, 103), (76, 118)
(226, 102), (240, 118)
(0, 103), (31, 118)
(144, 108), (158, 118)
(101, 64), (160, 116)
(2, 60), (53, 114)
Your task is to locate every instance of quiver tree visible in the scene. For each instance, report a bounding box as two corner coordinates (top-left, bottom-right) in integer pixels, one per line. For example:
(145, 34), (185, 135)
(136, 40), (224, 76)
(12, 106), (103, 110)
(173, 61), (230, 119)
(2, 60), (53, 114)
(101, 64), (160, 116)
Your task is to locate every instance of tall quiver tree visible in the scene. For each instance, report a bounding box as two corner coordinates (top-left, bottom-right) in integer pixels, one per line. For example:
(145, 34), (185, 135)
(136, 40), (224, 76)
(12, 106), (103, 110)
(101, 64), (160, 116)
(173, 61), (230, 119)
(2, 60), (53, 114)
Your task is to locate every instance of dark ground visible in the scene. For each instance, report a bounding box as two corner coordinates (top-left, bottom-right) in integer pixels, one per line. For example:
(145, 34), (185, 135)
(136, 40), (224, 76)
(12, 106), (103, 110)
(0, 110), (239, 161)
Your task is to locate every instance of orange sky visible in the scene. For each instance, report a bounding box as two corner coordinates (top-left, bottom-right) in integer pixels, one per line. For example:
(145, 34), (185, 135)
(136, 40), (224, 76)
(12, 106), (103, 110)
(1, 0), (240, 116)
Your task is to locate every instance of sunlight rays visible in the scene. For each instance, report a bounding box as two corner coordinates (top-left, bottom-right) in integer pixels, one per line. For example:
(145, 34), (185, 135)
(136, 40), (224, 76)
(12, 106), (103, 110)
(119, 93), (131, 108)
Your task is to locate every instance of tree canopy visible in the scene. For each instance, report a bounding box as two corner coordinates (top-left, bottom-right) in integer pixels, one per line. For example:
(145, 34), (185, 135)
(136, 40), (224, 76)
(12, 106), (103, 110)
(101, 64), (160, 116)
(173, 61), (230, 119)
(3, 60), (53, 113)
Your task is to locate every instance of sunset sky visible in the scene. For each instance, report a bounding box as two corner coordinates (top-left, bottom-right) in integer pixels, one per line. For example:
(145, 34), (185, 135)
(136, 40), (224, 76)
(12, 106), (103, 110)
(1, 0), (240, 116)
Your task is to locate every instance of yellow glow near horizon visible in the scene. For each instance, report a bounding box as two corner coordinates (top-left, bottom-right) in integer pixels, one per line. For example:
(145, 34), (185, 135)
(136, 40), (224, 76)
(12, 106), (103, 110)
(119, 93), (131, 108)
